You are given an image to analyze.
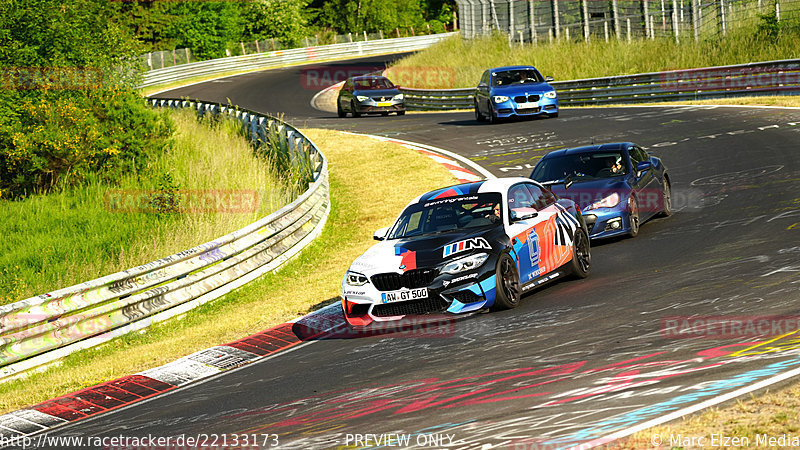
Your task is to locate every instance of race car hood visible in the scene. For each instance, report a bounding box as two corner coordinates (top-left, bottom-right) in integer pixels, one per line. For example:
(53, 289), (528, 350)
(547, 178), (630, 210)
(348, 227), (501, 276)
(491, 82), (554, 95)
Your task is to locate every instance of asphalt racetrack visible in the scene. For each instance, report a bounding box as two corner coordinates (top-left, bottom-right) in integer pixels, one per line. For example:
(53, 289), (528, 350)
(50, 56), (800, 449)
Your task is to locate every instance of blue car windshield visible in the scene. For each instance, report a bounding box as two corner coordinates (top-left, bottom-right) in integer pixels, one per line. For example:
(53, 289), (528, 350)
(532, 152), (628, 182)
(492, 69), (544, 86)
(388, 193), (503, 239)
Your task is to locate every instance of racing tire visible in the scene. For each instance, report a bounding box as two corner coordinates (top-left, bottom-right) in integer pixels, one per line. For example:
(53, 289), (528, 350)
(351, 101), (361, 118)
(397, 110), (406, 116)
(474, 101), (486, 122)
(568, 229), (591, 279)
(628, 196), (640, 238)
(549, 111), (559, 118)
(492, 253), (521, 310)
(489, 107), (499, 124)
(337, 101), (346, 118)
(659, 179), (672, 217)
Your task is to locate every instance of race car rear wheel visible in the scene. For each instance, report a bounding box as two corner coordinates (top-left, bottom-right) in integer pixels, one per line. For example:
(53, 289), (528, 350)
(568, 229), (591, 278)
(492, 253), (521, 310)
(628, 196), (640, 238)
(660, 179), (672, 217)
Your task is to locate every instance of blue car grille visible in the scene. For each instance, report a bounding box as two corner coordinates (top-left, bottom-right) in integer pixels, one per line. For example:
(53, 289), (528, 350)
(371, 269), (437, 291)
(514, 95), (540, 103)
(373, 297), (448, 317)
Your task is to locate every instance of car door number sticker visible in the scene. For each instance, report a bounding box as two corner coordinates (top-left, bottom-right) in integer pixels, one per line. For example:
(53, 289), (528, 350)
(382, 288), (428, 303)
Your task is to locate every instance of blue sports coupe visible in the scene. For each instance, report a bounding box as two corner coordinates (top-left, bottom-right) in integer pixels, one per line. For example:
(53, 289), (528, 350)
(474, 65), (558, 123)
(529, 143), (671, 239)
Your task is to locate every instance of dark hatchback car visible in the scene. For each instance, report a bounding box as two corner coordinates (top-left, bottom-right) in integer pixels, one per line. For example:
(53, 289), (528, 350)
(337, 75), (405, 117)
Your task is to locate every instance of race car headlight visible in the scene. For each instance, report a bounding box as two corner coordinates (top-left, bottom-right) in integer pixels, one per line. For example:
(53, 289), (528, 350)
(356, 95), (370, 102)
(345, 271), (369, 286)
(586, 192), (620, 210)
(441, 253), (489, 275)
(492, 95), (510, 104)
(393, 93), (404, 101)
(544, 90), (557, 99)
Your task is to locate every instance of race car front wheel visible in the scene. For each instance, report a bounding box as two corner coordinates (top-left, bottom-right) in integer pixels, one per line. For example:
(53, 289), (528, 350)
(493, 253), (521, 310)
(568, 229), (591, 278)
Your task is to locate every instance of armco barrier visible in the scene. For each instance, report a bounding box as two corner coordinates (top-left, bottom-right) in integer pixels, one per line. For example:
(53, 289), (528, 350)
(400, 59), (800, 110)
(139, 33), (457, 90)
(0, 99), (330, 381)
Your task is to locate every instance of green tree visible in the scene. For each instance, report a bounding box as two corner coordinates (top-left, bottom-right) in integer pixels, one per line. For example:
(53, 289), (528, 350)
(242, 0), (312, 47)
(165, 2), (244, 60)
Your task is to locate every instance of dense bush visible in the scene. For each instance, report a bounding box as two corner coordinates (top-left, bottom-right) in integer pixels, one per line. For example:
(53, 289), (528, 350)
(0, 89), (172, 198)
(0, 0), (174, 198)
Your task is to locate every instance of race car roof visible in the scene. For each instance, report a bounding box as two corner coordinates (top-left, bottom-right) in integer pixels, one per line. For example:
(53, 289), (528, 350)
(407, 177), (535, 205)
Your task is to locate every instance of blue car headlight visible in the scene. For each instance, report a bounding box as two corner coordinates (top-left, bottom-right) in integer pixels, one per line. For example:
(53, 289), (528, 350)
(345, 271), (369, 286)
(356, 95), (370, 102)
(441, 253), (489, 275)
(544, 90), (557, 99)
(492, 95), (510, 104)
(586, 193), (620, 210)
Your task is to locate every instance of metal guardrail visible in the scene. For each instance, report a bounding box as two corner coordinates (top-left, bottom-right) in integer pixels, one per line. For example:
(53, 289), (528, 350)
(400, 59), (800, 110)
(0, 100), (330, 381)
(401, 87), (475, 110)
(139, 33), (457, 90)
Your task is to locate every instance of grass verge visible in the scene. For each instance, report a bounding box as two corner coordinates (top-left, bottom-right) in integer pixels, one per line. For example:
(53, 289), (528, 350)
(0, 129), (456, 414)
(0, 109), (292, 305)
(387, 31), (800, 88)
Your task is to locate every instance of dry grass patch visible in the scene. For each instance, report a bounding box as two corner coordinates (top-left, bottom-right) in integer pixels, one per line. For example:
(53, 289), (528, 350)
(0, 129), (456, 414)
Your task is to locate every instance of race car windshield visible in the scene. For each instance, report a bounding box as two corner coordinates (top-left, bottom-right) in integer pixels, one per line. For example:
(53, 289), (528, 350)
(491, 69), (544, 86)
(353, 77), (395, 90)
(387, 193), (503, 239)
(532, 152), (628, 182)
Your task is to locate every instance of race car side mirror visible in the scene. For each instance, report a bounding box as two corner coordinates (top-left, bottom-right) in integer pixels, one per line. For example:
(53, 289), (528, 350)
(545, 76), (554, 82)
(373, 226), (391, 241)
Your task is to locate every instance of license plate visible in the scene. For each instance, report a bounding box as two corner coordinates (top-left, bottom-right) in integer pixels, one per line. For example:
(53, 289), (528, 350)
(517, 101), (539, 108)
(377, 102), (391, 107)
(381, 287), (428, 303)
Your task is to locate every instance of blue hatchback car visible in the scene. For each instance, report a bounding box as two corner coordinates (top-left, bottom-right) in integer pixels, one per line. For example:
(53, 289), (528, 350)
(474, 65), (558, 123)
(530, 143), (671, 239)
